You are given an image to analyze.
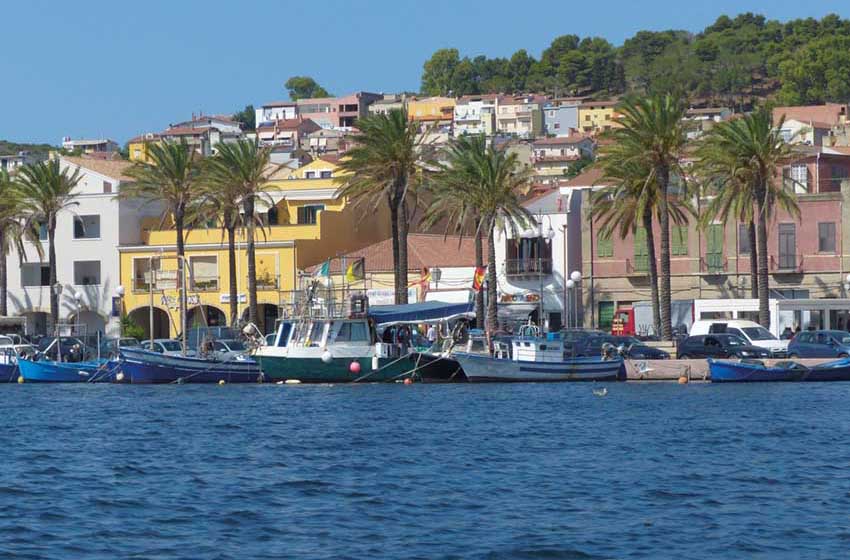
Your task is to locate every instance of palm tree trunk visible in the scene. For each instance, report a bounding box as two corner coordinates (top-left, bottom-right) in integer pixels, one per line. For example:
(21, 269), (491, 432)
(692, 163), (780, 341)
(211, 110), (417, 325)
(474, 219), (485, 329)
(244, 198), (258, 325)
(175, 211), (187, 340)
(755, 187), (770, 328)
(227, 224), (238, 326)
(748, 220), (758, 299)
(389, 199), (403, 305)
(643, 212), (661, 337)
(656, 167), (673, 340)
(0, 229), (7, 317)
(397, 199), (410, 304)
(486, 219), (498, 335)
(48, 219), (58, 328)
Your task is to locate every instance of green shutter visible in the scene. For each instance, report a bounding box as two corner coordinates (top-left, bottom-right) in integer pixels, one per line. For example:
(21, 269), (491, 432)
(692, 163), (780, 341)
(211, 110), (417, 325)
(633, 227), (648, 272)
(597, 231), (613, 258)
(599, 301), (615, 331)
(672, 226), (688, 256)
(706, 224), (724, 272)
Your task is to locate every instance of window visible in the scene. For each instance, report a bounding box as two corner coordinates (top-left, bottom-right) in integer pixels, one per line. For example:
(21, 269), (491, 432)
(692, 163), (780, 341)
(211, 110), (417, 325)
(505, 236), (553, 274)
(267, 207), (279, 226)
(133, 258), (160, 291)
(818, 222), (836, 253)
(297, 204), (324, 225)
(304, 171), (316, 179)
(706, 224), (723, 272)
(597, 231), (613, 258)
(832, 166), (849, 191)
(336, 322), (369, 342)
(738, 224), (751, 255)
(789, 163), (808, 192)
(585, 115), (590, 122)
(38, 223), (47, 241)
(671, 226), (688, 256)
(320, 170), (332, 178)
(778, 223), (797, 269)
(189, 256), (218, 291)
(598, 301), (615, 331)
(73, 215), (100, 239)
(102, 181), (112, 194)
(73, 261), (101, 285)
(633, 227), (648, 272)
(553, 123), (560, 129)
(22, 264), (50, 287)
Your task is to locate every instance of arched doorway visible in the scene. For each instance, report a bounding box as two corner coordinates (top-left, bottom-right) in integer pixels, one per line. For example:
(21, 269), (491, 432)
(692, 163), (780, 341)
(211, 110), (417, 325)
(127, 306), (170, 339)
(70, 310), (106, 335)
(241, 304), (279, 334)
(187, 305), (227, 329)
(23, 311), (51, 337)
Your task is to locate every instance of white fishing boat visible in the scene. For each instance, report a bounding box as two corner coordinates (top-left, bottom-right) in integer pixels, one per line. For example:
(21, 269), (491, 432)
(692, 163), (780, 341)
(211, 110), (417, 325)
(453, 326), (624, 382)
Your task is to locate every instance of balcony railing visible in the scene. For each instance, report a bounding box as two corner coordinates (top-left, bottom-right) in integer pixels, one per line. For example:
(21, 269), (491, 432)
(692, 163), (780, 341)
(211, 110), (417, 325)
(504, 258), (552, 278)
(190, 275), (219, 292)
(701, 254), (727, 274)
(771, 254), (804, 273)
(256, 274), (280, 291)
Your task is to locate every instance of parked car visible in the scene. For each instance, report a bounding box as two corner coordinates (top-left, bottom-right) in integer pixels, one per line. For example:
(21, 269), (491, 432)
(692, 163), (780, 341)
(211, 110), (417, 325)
(574, 334), (670, 359)
(788, 330), (850, 358)
(689, 320), (788, 356)
(36, 336), (93, 361)
(100, 337), (141, 358)
(209, 339), (247, 360)
(676, 334), (771, 360)
(142, 339), (196, 357)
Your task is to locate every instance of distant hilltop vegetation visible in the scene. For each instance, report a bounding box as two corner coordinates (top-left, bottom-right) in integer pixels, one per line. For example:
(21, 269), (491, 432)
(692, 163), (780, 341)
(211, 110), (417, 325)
(419, 12), (850, 109)
(0, 140), (55, 157)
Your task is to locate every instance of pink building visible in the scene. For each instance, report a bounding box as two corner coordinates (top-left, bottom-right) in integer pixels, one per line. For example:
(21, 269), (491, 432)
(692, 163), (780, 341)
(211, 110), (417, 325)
(296, 92), (382, 129)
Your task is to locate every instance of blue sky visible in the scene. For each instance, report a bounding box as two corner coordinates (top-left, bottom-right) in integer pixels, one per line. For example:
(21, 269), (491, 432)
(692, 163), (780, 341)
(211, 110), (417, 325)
(2, 0), (849, 145)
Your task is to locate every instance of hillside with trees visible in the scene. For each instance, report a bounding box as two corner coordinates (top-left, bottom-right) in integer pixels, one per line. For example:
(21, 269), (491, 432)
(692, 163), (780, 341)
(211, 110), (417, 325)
(419, 13), (850, 109)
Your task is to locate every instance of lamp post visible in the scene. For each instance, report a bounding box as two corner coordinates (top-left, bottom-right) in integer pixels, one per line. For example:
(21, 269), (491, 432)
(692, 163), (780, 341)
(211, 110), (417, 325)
(565, 278), (575, 328)
(570, 270), (582, 328)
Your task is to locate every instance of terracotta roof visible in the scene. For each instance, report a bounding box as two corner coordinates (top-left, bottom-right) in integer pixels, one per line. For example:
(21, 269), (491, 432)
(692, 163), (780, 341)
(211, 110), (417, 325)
(563, 167), (611, 188)
(257, 118), (320, 132)
(162, 126), (210, 136)
(308, 234), (487, 273)
(774, 104), (847, 127)
(128, 133), (161, 143)
(62, 156), (134, 182)
(533, 134), (592, 146)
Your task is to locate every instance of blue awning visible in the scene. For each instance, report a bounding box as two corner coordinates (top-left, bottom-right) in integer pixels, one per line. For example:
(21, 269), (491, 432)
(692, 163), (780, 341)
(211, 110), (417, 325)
(369, 301), (474, 324)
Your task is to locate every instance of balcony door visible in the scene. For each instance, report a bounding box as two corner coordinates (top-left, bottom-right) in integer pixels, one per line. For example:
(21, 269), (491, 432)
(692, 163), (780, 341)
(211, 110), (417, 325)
(778, 223), (796, 269)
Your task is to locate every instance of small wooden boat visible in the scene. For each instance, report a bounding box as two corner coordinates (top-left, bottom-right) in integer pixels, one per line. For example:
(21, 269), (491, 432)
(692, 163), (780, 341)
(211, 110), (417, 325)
(709, 358), (850, 382)
(453, 328), (624, 382)
(119, 347), (262, 384)
(18, 358), (110, 383)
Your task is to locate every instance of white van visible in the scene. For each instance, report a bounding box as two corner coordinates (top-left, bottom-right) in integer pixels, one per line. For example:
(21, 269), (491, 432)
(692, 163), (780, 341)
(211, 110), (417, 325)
(689, 320), (788, 356)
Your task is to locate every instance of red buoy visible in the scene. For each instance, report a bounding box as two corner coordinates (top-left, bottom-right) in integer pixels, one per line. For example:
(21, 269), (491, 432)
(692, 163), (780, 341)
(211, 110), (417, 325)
(349, 361), (361, 374)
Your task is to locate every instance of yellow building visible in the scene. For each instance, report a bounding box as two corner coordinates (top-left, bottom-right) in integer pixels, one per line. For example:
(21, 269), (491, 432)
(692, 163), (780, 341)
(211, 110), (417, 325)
(118, 158), (390, 337)
(577, 101), (620, 133)
(407, 96), (456, 124)
(127, 134), (160, 162)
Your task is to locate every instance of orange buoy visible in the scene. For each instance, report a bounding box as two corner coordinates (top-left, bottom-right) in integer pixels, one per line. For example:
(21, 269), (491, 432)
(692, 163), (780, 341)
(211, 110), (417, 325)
(678, 375), (689, 384)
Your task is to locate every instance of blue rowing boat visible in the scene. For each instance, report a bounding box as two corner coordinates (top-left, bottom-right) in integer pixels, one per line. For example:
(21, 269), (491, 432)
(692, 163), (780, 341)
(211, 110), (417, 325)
(709, 358), (850, 382)
(18, 358), (111, 383)
(118, 348), (263, 384)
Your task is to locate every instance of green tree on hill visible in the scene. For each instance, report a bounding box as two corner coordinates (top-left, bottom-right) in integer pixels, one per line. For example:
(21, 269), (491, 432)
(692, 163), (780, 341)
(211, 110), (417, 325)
(285, 76), (331, 100)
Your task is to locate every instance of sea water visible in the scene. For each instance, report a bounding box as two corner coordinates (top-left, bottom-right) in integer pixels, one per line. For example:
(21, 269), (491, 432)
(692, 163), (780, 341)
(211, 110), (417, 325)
(1, 382), (849, 559)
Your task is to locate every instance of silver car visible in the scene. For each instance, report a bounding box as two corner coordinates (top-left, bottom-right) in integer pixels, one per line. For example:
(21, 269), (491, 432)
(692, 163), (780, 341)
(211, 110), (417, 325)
(143, 339), (197, 357)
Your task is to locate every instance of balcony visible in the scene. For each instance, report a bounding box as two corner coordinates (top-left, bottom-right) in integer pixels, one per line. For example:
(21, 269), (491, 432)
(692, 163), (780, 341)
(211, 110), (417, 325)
(190, 275), (219, 292)
(771, 254), (804, 273)
(504, 258), (552, 279)
(701, 255), (727, 274)
(256, 274), (280, 291)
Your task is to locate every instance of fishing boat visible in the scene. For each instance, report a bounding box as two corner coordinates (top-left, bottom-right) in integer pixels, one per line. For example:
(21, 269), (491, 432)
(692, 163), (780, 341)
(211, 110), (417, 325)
(453, 326), (624, 382)
(118, 347), (263, 384)
(709, 357), (850, 382)
(254, 296), (474, 383)
(18, 358), (111, 383)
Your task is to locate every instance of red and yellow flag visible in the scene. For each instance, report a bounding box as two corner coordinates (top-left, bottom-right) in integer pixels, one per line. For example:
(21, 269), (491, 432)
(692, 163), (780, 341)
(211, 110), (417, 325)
(472, 266), (486, 292)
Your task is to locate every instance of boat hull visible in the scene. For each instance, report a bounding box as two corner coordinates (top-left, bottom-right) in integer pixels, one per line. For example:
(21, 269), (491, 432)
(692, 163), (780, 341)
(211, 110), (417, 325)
(410, 352), (466, 382)
(119, 348), (262, 384)
(257, 355), (412, 383)
(709, 358), (850, 382)
(454, 353), (624, 382)
(18, 359), (109, 383)
(0, 363), (18, 383)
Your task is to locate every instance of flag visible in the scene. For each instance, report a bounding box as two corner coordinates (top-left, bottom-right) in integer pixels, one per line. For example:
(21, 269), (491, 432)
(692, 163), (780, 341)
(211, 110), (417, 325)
(345, 258), (365, 283)
(472, 266), (486, 292)
(420, 267), (432, 284)
(314, 260), (330, 278)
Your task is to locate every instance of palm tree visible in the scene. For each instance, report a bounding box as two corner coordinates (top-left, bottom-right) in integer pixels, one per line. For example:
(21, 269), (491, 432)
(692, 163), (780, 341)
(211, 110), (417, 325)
(336, 109), (428, 304)
(467, 145), (534, 333)
(202, 139), (274, 327)
(592, 152), (693, 336)
(607, 94), (688, 340)
(14, 160), (82, 325)
(696, 108), (799, 327)
(423, 134), (488, 328)
(0, 170), (41, 316)
(122, 140), (200, 337)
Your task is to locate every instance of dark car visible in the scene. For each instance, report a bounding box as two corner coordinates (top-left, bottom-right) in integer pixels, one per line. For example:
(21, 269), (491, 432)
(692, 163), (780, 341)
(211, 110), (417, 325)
(788, 330), (850, 358)
(676, 334), (771, 360)
(574, 334), (670, 359)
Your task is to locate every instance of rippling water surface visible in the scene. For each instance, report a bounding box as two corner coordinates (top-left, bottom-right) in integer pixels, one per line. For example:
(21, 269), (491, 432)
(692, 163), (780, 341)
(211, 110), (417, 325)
(2, 382), (850, 559)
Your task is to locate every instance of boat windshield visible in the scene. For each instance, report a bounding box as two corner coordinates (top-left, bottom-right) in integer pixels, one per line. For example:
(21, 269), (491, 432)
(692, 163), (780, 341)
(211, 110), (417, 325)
(741, 327), (777, 341)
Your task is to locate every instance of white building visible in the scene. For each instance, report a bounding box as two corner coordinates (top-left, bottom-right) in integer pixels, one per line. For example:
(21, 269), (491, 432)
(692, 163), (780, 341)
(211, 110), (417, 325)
(61, 137), (119, 154)
(493, 188), (583, 331)
(454, 95), (497, 136)
(255, 102), (299, 128)
(5, 157), (162, 336)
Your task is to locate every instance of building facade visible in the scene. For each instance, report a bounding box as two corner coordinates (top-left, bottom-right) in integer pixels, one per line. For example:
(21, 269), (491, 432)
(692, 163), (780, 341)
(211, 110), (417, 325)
(543, 102), (580, 136)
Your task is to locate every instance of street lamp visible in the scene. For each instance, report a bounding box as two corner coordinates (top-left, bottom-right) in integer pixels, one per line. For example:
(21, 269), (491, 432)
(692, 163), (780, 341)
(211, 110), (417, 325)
(569, 270), (582, 328)
(566, 279), (575, 328)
